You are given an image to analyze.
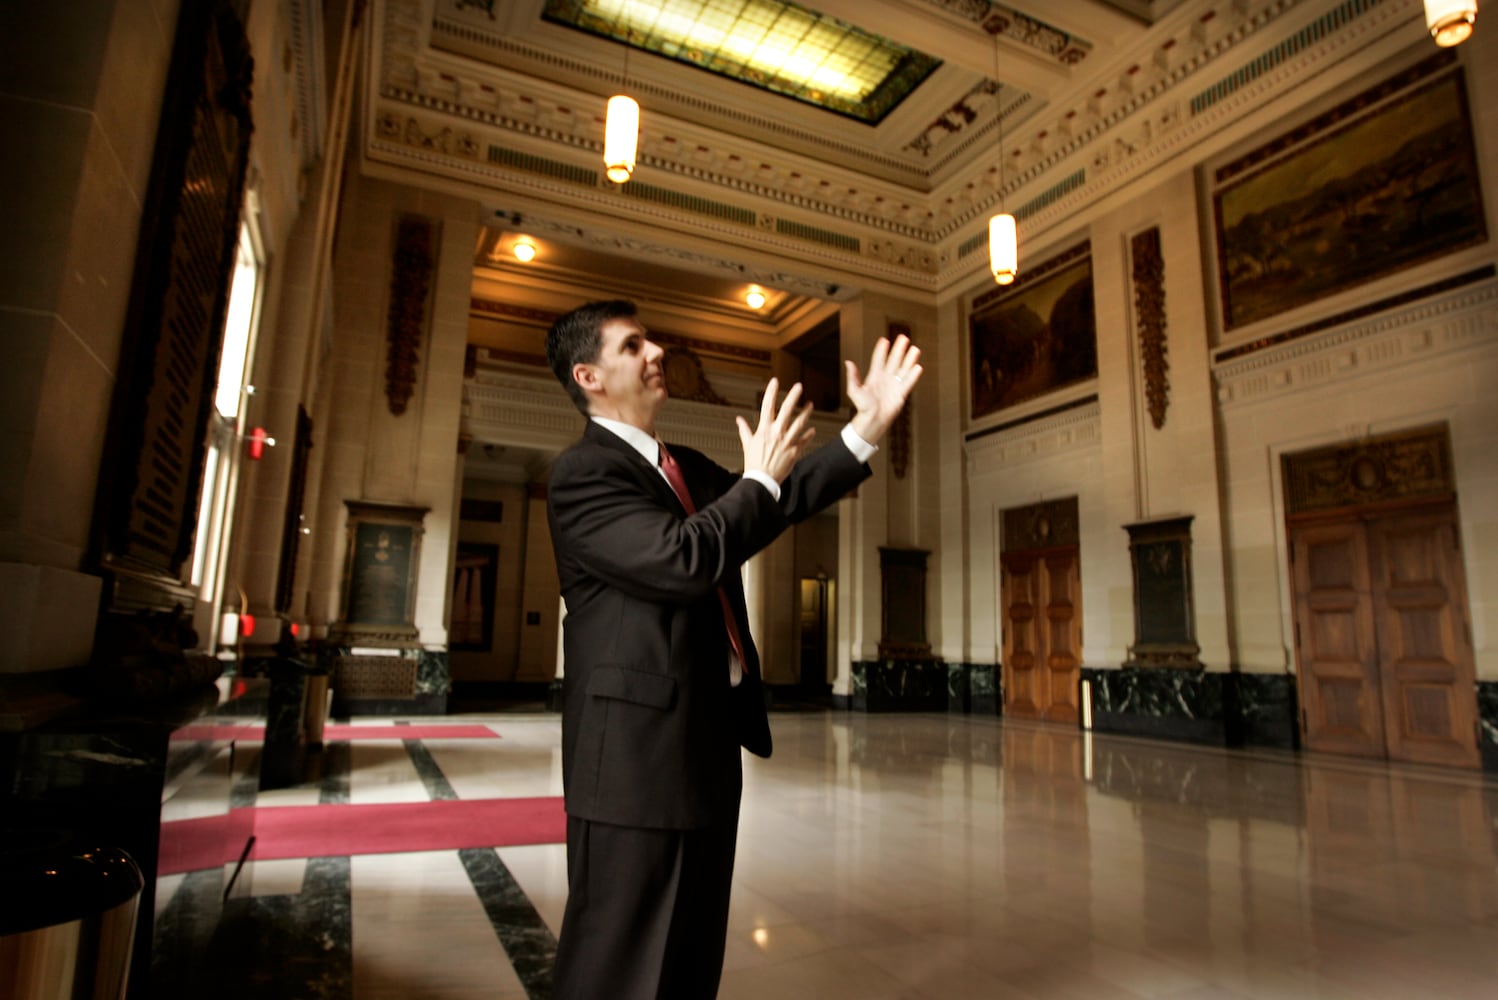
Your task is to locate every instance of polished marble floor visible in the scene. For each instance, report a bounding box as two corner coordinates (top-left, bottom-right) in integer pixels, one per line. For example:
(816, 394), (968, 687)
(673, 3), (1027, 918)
(155, 712), (1498, 999)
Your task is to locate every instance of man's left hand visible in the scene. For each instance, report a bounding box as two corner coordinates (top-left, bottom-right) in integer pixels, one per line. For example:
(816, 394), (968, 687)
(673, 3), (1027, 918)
(846, 334), (923, 445)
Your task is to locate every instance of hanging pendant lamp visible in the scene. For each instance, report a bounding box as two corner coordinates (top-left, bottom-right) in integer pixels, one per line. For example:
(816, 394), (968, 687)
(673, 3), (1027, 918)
(989, 213), (1017, 285)
(604, 40), (638, 184)
(988, 46), (1017, 285)
(1425, 0), (1478, 46)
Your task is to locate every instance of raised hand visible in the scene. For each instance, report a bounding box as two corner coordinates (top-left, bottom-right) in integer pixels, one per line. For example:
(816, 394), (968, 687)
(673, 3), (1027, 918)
(846, 333), (923, 445)
(737, 377), (816, 482)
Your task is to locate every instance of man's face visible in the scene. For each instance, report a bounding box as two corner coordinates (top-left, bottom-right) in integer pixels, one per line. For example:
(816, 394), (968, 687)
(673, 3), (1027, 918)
(579, 316), (667, 430)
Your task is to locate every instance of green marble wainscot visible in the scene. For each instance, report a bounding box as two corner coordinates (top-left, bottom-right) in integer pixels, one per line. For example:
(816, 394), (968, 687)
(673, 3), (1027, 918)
(1479, 680), (1498, 773)
(1222, 673), (1299, 750)
(945, 663), (1000, 715)
(1083, 666), (1227, 745)
(851, 658), (949, 712)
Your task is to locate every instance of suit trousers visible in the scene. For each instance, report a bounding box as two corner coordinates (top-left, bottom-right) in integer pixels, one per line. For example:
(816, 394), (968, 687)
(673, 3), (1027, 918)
(551, 808), (740, 1000)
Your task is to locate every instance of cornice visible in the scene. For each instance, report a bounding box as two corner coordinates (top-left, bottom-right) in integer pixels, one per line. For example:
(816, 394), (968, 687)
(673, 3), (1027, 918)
(1212, 279), (1498, 407)
(371, 0), (1418, 295)
(937, 0), (1413, 286)
(963, 399), (1103, 473)
(426, 14), (926, 181)
(367, 110), (943, 289)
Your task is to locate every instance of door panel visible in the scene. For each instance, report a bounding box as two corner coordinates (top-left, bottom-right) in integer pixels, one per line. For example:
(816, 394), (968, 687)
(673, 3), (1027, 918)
(1001, 552), (1042, 720)
(1002, 547), (1081, 723)
(1290, 503), (1478, 768)
(1291, 522), (1384, 758)
(1368, 511), (1479, 768)
(1042, 552), (1081, 724)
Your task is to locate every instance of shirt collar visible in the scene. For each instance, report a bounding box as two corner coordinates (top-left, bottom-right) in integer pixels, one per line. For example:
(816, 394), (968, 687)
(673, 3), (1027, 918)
(591, 415), (660, 467)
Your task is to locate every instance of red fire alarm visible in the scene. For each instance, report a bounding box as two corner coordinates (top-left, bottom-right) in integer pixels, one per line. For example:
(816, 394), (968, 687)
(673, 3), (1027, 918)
(248, 426), (269, 460)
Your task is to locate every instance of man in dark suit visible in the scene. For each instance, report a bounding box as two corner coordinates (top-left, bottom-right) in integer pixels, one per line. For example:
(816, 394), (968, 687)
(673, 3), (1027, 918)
(544, 299), (920, 999)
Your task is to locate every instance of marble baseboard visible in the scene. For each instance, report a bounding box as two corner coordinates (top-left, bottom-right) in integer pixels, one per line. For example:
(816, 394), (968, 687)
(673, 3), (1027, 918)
(843, 661), (1000, 714)
(1087, 670), (1496, 773)
(1479, 681), (1498, 772)
(851, 659), (948, 712)
(1084, 667), (1228, 746)
(1227, 673), (1299, 750)
(1083, 668), (1299, 750)
(947, 663), (1000, 716)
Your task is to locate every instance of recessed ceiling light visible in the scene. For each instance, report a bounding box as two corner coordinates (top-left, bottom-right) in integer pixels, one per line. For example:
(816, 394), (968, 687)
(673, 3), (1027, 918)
(513, 238), (537, 263)
(746, 289), (766, 310)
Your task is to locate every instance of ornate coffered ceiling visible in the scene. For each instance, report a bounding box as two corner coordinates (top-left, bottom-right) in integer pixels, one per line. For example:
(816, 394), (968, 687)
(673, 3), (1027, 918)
(362, 0), (1427, 314)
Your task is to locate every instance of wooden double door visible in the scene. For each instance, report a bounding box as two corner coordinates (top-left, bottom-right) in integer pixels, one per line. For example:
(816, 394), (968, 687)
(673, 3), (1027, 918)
(1001, 546), (1082, 724)
(1290, 500), (1479, 768)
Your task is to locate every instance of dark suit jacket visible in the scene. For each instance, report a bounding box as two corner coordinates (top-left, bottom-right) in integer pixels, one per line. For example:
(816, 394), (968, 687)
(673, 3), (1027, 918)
(547, 420), (870, 830)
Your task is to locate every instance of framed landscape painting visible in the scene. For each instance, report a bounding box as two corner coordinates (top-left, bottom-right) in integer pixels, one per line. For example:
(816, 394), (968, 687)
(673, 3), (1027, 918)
(969, 242), (1097, 419)
(1213, 56), (1486, 331)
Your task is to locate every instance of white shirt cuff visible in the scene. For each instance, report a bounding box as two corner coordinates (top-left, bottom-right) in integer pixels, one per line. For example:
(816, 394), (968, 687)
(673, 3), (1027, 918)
(743, 469), (780, 501)
(841, 424), (878, 464)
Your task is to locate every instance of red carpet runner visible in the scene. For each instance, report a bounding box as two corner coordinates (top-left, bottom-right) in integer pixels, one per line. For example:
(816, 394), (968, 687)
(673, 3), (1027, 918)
(160, 796), (566, 875)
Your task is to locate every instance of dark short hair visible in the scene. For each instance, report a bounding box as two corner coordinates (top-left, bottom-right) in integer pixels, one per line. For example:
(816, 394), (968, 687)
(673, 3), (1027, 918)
(545, 299), (638, 415)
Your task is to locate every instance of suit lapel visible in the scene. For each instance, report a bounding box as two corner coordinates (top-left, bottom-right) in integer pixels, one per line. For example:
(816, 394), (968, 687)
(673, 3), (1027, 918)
(582, 420), (686, 514)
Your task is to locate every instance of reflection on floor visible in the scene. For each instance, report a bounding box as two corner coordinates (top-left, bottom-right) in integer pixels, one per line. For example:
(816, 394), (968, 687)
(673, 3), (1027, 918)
(153, 713), (1498, 999)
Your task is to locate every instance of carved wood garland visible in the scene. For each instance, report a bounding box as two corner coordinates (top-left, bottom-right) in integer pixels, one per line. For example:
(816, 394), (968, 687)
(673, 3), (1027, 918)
(386, 215), (436, 415)
(1131, 227), (1168, 429)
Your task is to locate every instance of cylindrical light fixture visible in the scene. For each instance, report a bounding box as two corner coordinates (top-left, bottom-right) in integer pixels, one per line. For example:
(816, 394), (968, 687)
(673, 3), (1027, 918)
(989, 213), (1018, 285)
(989, 42), (1018, 286)
(604, 94), (639, 183)
(1425, 0), (1478, 45)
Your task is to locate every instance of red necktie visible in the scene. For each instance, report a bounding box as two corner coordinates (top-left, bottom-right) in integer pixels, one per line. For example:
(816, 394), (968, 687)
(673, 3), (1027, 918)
(658, 443), (748, 675)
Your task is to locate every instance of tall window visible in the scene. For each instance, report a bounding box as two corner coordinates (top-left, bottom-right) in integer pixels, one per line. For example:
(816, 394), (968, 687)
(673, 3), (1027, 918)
(192, 222), (264, 649)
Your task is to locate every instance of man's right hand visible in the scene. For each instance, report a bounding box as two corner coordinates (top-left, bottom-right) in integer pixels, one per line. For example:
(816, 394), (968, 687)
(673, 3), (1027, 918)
(738, 378), (815, 482)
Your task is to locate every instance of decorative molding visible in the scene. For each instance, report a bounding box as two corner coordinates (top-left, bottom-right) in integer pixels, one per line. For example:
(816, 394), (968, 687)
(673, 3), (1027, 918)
(1212, 277), (1498, 407)
(374, 0), (1411, 293)
(1131, 227), (1169, 429)
(385, 215), (435, 415)
(1001, 497), (1080, 550)
(1282, 423), (1453, 514)
(425, 12), (926, 180)
(287, 0), (327, 166)
(1213, 266), (1495, 364)
(980, 4), (1093, 64)
(964, 400), (1102, 473)
(906, 81), (998, 159)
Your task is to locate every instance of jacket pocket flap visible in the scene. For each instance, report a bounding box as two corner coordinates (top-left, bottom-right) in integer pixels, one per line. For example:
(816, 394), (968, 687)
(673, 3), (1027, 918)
(587, 666), (676, 710)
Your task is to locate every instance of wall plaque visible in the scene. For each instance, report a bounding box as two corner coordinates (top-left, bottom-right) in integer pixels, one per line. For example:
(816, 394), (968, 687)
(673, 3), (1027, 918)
(336, 502), (428, 641)
(1124, 516), (1201, 670)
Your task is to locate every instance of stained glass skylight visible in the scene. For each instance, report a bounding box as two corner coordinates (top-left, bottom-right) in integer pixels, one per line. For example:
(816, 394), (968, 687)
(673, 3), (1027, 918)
(543, 0), (941, 124)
